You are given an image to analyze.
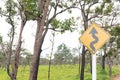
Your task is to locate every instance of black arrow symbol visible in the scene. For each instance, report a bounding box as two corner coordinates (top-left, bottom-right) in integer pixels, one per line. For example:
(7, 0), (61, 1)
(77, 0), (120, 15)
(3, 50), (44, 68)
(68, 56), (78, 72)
(89, 28), (99, 51)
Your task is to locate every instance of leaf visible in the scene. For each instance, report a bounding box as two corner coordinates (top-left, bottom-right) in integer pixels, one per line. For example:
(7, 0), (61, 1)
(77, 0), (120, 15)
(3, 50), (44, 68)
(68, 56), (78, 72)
(68, 9), (72, 14)
(95, 7), (102, 14)
(51, 17), (76, 33)
(0, 35), (2, 43)
(104, 4), (113, 14)
(51, 2), (55, 7)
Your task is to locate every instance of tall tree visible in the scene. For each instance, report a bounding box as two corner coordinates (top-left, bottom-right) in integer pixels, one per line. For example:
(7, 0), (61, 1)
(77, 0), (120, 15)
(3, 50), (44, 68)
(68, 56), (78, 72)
(29, 0), (77, 80)
(0, 0), (28, 79)
(29, 1), (51, 80)
(95, 1), (120, 70)
(72, 46), (81, 75)
(106, 26), (120, 76)
(48, 31), (55, 80)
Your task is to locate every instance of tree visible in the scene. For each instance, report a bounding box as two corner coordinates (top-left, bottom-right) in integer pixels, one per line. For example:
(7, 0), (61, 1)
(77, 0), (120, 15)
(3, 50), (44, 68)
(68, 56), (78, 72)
(48, 31), (55, 80)
(0, 40), (8, 69)
(54, 43), (73, 65)
(105, 26), (120, 76)
(0, 0), (28, 79)
(29, 0), (77, 80)
(29, 1), (51, 80)
(0, 36), (4, 68)
(72, 46), (82, 75)
(92, 1), (120, 71)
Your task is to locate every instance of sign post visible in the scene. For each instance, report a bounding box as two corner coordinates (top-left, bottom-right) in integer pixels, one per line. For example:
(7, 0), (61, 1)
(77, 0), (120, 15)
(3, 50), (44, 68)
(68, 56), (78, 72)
(79, 22), (111, 80)
(92, 53), (96, 80)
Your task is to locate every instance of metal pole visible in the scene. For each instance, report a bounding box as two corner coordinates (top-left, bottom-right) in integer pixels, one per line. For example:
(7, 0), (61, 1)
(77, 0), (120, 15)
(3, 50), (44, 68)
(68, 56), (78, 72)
(92, 53), (96, 80)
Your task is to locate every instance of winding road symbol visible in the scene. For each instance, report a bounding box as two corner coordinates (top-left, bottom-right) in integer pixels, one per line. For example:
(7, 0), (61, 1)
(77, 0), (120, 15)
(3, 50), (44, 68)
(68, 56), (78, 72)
(79, 23), (111, 54)
(89, 28), (99, 51)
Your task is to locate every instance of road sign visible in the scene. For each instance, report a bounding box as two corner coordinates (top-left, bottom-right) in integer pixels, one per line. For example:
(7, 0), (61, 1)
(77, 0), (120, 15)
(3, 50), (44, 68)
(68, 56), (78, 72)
(79, 22), (111, 53)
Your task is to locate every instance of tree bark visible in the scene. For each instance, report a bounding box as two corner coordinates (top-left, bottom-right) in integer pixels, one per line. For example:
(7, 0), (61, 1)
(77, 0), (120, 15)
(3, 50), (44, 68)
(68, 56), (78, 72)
(89, 53), (92, 74)
(102, 49), (107, 70)
(107, 56), (112, 76)
(29, 0), (50, 80)
(11, 20), (26, 80)
(78, 49), (81, 75)
(80, 13), (88, 80)
(80, 46), (86, 80)
(7, 25), (15, 80)
(48, 32), (55, 80)
(102, 55), (106, 70)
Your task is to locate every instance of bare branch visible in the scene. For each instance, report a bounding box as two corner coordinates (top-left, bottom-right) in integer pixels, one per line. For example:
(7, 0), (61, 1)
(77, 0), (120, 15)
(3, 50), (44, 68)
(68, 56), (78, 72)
(88, 14), (98, 21)
(86, 1), (98, 17)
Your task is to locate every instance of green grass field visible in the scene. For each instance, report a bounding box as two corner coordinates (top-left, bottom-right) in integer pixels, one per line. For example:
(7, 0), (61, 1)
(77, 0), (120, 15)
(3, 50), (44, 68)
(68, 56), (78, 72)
(0, 64), (120, 80)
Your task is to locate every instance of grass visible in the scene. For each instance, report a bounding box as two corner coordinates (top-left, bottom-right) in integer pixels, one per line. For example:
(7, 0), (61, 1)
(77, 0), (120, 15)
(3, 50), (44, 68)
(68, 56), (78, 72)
(0, 64), (120, 80)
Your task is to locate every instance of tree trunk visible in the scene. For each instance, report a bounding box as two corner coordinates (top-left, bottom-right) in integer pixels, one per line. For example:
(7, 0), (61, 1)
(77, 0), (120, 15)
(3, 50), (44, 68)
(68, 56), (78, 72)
(78, 50), (81, 75)
(29, 1), (50, 80)
(89, 53), (92, 74)
(102, 49), (107, 70)
(80, 46), (86, 80)
(48, 32), (55, 80)
(102, 55), (106, 70)
(107, 56), (112, 76)
(80, 15), (88, 80)
(11, 20), (26, 80)
(7, 26), (15, 80)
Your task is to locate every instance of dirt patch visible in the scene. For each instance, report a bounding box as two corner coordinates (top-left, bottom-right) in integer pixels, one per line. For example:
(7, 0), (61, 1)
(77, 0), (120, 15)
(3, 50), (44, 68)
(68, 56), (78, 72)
(112, 75), (120, 80)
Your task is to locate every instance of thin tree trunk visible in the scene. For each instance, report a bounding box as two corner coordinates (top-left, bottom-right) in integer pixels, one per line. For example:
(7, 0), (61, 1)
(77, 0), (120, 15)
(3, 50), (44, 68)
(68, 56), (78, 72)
(107, 56), (112, 76)
(89, 53), (92, 74)
(80, 46), (86, 80)
(78, 50), (81, 75)
(7, 27), (15, 80)
(102, 49), (107, 70)
(11, 20), (26, 80)
(29, 0), (50, 80)
(102, 55), (106, 70)
(48, 31), (55, 80)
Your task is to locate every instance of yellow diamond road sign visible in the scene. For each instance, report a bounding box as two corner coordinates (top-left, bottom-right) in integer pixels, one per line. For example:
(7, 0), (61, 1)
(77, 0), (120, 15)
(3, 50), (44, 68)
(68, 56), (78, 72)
(79, 23), (111, 53)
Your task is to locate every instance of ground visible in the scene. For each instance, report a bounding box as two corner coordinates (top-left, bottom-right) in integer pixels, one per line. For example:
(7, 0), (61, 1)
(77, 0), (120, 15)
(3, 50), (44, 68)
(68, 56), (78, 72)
(112, 75), (120, 80)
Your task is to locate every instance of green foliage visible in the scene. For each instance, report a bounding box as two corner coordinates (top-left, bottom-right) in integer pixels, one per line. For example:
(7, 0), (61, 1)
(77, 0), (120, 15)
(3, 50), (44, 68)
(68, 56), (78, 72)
(110, 26), (120, 49)
(0, 7), (2, 16)
(95, 7), (103, 14)
(51, 2), (55, 7)
(1, 64), (120, 80)
(5, 0), (17, 15)
(117, 38), (120, 48)
(54, 43), (73, 64)
(22, 0), (38, 20)
(103, 0), (111, 3)
(0, 35), (2, 43)
(104, 4), (113, 14)
(113, 26), (120, 35)
(107, 49), (114, 56)
(95, 2), (105, 14)
(84, 0), (98, 4)
(95, 0), (113, 15)
(51, 17), (76, 33)
(4, 0), (17, 24)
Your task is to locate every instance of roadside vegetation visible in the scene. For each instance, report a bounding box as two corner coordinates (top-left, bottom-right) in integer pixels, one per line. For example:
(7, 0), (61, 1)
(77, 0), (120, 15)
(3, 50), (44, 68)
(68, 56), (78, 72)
(0, 64), (120, 80)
